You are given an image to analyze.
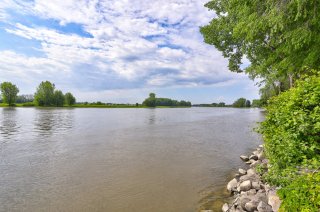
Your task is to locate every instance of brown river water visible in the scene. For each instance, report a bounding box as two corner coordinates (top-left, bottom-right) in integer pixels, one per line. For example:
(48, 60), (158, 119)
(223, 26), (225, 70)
(0, 107), (263, 212)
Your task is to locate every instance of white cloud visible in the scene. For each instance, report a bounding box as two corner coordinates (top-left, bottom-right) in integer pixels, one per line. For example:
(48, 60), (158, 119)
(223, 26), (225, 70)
(0, 0), (259, 101)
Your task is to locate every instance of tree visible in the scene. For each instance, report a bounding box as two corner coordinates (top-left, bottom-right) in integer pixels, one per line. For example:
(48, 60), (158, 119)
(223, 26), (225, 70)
(0, 82), (19, 106)
(218, 102), (225, 107)
(64, 92), (76, 106)
(245, 100), (251, 107)
(200, 0), (320, 95)
(232, 98), (246, 108)
(34, 81), (55, 106)
(251, 99), (262, 108)
(143, 93), (156, 107)
(54, 90), (64, 107)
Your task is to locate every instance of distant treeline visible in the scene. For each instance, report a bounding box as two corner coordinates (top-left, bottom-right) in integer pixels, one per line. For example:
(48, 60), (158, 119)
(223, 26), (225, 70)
(193, 98), (262, 108)
(142, 93), (191, 107)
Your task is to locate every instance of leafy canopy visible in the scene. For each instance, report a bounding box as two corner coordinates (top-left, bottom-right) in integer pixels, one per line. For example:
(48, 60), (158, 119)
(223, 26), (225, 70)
(200, 0), (320, 82)
(0, 82), (19, 106)
(64, 92), (76, 106)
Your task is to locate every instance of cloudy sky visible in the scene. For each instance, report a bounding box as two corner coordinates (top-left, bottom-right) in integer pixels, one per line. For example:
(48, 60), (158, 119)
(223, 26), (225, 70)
(0, 0), (259, 104)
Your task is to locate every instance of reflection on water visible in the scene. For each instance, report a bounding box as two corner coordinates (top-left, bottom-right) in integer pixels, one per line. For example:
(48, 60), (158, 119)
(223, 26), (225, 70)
(0, 108), (19, 138)
(0, 108), (263, 212)
(33, 109), (74, 137)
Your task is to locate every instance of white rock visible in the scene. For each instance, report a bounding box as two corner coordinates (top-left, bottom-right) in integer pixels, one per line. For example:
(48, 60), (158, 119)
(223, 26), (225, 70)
(222, 203), (229, 212)
(245, 200), (259, 212)
(247, 168), (256, 176)
(249, 155), (258, 160)
(227, 178), (238, 192)
(240, 155), (249, 161)
(240, 197), (251, 210)
(239, 168), (247, 175)
(268, 190), (281, 212)
(238, 180), (252, 192)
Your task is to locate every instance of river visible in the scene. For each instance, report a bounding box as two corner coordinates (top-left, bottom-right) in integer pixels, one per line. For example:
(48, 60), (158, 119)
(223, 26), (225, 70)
(0, 107), (264, 211)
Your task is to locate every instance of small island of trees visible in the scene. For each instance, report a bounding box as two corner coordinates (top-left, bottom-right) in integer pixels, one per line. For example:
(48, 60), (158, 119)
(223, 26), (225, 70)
(142, 93), (192, 107)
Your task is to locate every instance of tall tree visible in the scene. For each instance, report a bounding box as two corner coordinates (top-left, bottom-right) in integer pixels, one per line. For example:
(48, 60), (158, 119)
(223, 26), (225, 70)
(0, 82), (19, 106)
(54, 90), (65, 107)
(34, 81), (55, 106)
(200, 0), (320, 88)
(64, 92), (76, 106)
(233, 98), (246, 108)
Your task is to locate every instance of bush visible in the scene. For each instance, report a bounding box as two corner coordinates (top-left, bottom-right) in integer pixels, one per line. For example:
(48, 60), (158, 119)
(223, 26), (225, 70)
(259, 73), (320, 210)
(278, 172), (320, 212)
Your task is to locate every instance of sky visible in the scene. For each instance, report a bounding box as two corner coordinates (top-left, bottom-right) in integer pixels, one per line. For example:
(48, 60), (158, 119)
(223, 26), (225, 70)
(0, 0), (260, 104)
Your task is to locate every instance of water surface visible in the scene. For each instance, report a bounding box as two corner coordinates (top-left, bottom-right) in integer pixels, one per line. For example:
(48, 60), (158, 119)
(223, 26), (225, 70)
(0, 107), (263, 211)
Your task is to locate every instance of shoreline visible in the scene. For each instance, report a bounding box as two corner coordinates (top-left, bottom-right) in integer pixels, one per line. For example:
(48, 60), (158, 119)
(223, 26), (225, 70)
(220, 145), (281, 212)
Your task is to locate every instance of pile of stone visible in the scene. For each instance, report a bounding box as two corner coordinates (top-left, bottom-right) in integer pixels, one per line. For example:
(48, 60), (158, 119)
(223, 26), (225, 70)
(221, 145), (281, 212)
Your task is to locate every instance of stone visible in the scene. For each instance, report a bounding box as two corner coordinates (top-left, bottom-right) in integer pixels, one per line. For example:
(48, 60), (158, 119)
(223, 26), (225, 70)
(257, 152), (265, 160)
(239, 168), (247, 175)
(252, 181), (261, 190)
(249, 155), (258, 160)
(247, 189), (257, 195)
(227, 178), (238, 192)
(268, 190), (281, 212)
(222, 203), (229, 212)
(257, 201), (273, 212)
(239, 197), (251, 210)
(259, 144), (263, 148)
(238, 180), (252, 192)
(240, 155), (249, 161)
(201, 210), (213, 212)
(245, 200), (259, 212)
(247, 168), (256, 176)
(250, 160), (261, 168)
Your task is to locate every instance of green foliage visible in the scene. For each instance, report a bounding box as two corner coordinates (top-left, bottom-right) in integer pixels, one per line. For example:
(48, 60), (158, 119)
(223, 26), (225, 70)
(64, 92), (76, 106)
(16, 94), (34, 103)
(251, 99), (262, 108)
(278, 172), (320, 212)
(0, 82), (19, 106)
(245, 100), (251, 107)
(260, 74), (320, 185)
(200, 0), (320, 79)
(232, 98), (247, 107)
(142, 93), (191, 107)
(22, 102), (35, 107)
(34, 81), (55, 106)
(54, 90), (64, 107)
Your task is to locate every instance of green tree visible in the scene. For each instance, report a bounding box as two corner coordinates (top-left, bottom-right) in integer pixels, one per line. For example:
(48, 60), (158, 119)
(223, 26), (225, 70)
(34, 81), (55, 106)
(143, 93), (156, 107)
(251, 99), (261, 108)
(218, 102), (225, 107)
(0, 82), (19, 106)
(245, 100), (251, 107)
(232, 98), (246, 108)
(64, 92), (76, 106)
(54, 90), (64, 107)
(200, 0), (320, 93)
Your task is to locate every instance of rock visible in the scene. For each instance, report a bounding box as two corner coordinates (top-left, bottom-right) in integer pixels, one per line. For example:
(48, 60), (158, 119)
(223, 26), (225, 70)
(252, 181), (261, 190)
(257, 201), (273, 212)
(240, 155), (249, 161)
(249, 155), (258, 160)
(247, 189), (257, 195)
(222, 203), (229, 212)
(238, 180), (252, 192)
(268, 190), (281, 212)
(227, 178), (238, 192)
(247, 168), (256, 176)
(245, 200), (259, 212)
(250, 160), (261, 168)
(246, 160), (253, 164)
(239, 168), (247, 175)
(257, 152), (265, 160)
(201, 210), (213, 212)
(259, 144), (263, 148)
(240, 197), (251, 210)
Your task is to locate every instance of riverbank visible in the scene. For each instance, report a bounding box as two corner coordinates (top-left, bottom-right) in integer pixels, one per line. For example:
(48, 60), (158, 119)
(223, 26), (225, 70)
(221, 145), (281, 212)
(0, 103), (191, 108)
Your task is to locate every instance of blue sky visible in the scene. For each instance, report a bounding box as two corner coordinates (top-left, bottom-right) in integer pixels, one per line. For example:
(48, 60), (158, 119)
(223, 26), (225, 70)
(0, 0), (259, 104)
